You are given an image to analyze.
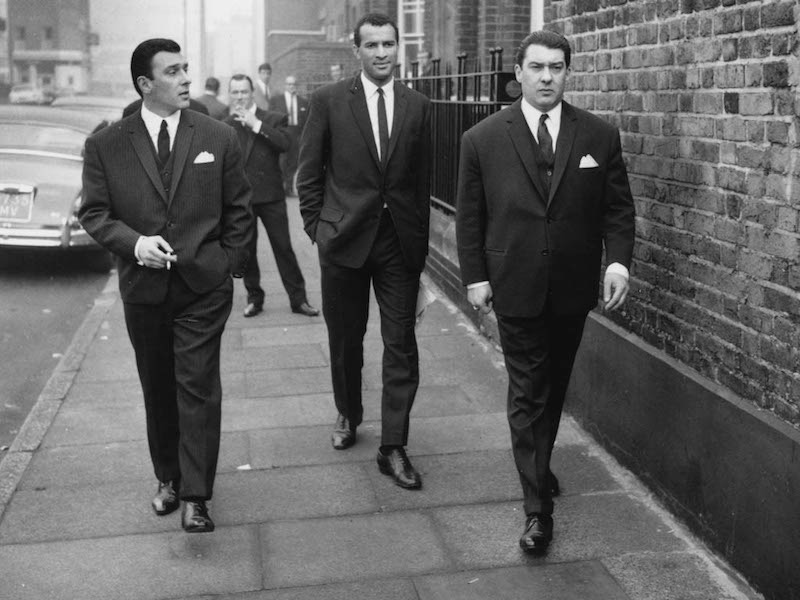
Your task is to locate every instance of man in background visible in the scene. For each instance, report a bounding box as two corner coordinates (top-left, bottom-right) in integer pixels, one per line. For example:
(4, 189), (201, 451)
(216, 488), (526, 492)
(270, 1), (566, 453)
(194, 76), (228, 120)
(225, 74), (319, 319)
(330, 63), (345, 82)
(270, 75), (308, 196)
(253, 62), (272, 111)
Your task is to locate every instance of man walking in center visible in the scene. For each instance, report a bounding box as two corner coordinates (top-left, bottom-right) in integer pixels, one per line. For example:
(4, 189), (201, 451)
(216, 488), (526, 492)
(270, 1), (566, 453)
(297, 12), (431, 489)
(456, 30), (635, 552)
(79, 38), (253, 533)
(225, 74), (319, 318)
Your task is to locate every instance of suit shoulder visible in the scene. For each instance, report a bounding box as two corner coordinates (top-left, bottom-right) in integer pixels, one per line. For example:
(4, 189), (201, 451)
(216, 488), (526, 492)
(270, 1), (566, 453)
(400, 85), (430, 106)
(566, 102), (619, 136)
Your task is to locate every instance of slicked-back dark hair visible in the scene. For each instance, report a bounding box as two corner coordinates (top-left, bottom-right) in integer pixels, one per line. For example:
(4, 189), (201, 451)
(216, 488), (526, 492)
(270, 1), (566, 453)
(258, 63), (271, 73)
(353, 13), (398, 47)
(229, 73), (254, 91)
(514, 31), (572, 69)
(130, 38), (181, 97)
(205, 77), (220, 93)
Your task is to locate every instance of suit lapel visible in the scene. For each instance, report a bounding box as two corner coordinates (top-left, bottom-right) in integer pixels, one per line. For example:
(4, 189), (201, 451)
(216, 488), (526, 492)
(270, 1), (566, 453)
(127, 116), (168, 203)
(168, 111), (195, 205)
(506, 101), (548, 202)
(385, 81), (408, 169)
(548, 102), (577, 204)
(348, 78), (382, 171)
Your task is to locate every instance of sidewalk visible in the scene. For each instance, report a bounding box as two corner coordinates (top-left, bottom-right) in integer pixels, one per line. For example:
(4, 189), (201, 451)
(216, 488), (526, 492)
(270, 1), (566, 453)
(0, 198), (761, 600)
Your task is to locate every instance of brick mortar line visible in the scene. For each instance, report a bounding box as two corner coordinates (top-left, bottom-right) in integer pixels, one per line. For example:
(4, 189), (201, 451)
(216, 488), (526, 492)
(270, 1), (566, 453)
(0, 273), (119, 521)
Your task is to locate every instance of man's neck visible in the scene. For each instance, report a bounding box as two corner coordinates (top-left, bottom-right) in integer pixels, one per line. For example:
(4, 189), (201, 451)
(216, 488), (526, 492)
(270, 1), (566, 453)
(142, 100), (179, 119)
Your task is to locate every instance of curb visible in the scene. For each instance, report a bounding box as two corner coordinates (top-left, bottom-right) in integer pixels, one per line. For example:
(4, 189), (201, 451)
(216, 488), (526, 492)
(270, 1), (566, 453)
(0, 273), (119, 521)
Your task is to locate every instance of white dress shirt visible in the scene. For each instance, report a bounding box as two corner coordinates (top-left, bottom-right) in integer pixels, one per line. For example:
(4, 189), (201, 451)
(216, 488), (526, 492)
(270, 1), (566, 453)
(283, 91), (298, 126)
(360, 72), (394, 160)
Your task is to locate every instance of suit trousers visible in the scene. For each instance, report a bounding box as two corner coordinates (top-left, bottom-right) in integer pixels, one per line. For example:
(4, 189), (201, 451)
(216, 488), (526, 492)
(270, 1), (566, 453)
(496, 308), (588, 516)
(244, 201), (307, 309)
(280, 125), (301, 192)
(320, 210), (420, 446)
(123, 273), (233, 500)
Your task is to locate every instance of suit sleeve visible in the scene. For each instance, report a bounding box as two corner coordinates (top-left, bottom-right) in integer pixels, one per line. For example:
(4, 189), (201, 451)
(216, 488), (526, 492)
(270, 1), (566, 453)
(257, 112), (291, 152)
(296, 89), (328, 242)
(417, 99), (432, 244)
(602, 129), (635, 268)
(220, 125), (254, 276)
(455, 131), (489, 286)
(79, 134), (142, 260)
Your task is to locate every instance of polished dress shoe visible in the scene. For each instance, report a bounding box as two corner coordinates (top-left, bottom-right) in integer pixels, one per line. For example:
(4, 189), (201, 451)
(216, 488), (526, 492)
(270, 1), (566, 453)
(519, 513), (553, 553)
(243, 303), (263, 318)
(291, 301), (320, 317)
(151, 480), (179, 515)
(548, 470), (560, 497)
(332, 414), (356, 450)
(377, 447), (422, 489)
(181, 500), (215, 533)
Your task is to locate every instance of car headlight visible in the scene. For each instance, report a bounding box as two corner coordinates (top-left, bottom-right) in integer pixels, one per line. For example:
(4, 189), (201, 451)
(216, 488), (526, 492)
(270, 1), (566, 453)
(68, 193), (84, 229)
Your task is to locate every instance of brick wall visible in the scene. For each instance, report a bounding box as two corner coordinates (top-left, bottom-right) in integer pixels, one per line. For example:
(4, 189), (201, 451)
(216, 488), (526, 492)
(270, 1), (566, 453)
(546, 0), (800, 426)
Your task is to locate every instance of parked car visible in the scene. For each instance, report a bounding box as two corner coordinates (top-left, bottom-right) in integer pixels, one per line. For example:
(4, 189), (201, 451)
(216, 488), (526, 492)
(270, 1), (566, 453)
(8, 84), (52, 105)
(50, 95), (128, 130)
(0, 106), (112, 271)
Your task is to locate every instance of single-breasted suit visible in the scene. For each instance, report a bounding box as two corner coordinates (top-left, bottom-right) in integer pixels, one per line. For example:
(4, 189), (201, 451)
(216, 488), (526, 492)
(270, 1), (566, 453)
(194, 93), (228, 120)
(270, 91), (309, 193)
(298, 76), (431, 445)
(224, 108), (310, 309)
(79, 108), (253, 500)
(456, 99), (635, 515)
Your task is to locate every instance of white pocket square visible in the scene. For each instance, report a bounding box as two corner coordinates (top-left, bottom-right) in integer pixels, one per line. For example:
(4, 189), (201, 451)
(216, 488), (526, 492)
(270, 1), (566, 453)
(579, 154), (599, 168)
(193, 151), (215, 164)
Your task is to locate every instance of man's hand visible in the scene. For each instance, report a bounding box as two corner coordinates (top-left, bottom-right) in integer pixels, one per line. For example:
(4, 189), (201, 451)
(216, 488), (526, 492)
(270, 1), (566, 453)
(603, 270), (629, 311)
(232, 107), (259, 130)
(137, 235), (177, 270)
(467, 282), (493, 315)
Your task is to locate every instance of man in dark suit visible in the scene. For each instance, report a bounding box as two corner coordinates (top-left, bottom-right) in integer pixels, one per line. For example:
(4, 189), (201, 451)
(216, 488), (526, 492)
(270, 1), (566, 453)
(194, 76), (228, 120)
(269, 75), (308, 196)
(456, 30), (635, 552)
(225, 74), (318, 318)
(253, 62), (272, 111)
(122, 96), (208, 118)
(79, 38), (253, 533)
(298, 13), (431, 489)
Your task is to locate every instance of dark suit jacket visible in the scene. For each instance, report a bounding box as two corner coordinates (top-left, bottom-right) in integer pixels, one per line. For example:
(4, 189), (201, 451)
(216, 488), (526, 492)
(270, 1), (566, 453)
(224, 108), (291, 205)
(270, 92), (309, 130)
(79, 109), (253, 304)
(297, 77), (431, 272)
(122, 97), (209, 119)
(456, 100), (635, 317)
(194, 93), (228, 120)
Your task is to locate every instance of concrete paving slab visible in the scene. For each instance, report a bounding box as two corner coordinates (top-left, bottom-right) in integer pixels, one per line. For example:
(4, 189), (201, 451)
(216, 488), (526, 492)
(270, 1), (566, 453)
(418, 333), (496, 360)
(413, 561), (629, 600)
(603, 551), (753, 600)
(246, 366), (332, 397)
(0, 525), (262, 600)
(261, 512), (452, 588)
(19, 432), (250, 490)
(42, 403), (147, 447)
(222, 344), (329, 372)
(361, 385), (486, 419)
(243, 324), (330, 348)
(431, 495), (687, 570)
(223, 394), (335, 431)
(175, 577), (419, 600)
(410, 413), (514, 455)
(75, 343), (137, 382)
(213, 464), (378, 525)
(418, 357), (508, 411)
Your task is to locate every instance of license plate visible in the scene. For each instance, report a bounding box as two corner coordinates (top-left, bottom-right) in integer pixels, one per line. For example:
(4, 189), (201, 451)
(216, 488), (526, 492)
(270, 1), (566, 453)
(0, 185), (34, 223)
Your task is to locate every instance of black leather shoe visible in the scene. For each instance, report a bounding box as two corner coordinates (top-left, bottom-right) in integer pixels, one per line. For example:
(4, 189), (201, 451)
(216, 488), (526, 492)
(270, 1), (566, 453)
(519, 513), (553, 553)
(332, 414), (356, 450)
(181, 500), (215, 533)
(243, 303), (263, 318)
(292, 301), (320, 317)
(548, 470), (560, 497)
(377, 447), (422, 489)
(151, 480), (179, 515)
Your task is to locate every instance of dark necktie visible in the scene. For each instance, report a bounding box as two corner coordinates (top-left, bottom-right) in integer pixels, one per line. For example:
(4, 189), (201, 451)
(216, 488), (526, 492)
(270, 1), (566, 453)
(537, 113), (554, 166)
(157, 119), (170, 165)
(377, 87), (389, 167)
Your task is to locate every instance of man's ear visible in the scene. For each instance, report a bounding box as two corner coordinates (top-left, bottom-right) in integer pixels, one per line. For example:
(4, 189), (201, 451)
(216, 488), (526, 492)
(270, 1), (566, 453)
(137, 76), (152, 95)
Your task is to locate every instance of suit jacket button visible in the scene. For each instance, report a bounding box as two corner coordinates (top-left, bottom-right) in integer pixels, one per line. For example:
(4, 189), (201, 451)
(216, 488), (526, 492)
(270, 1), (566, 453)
(541, 249), (549, 256)
(546, 170), (552, 176)
(167, 221), (175, 228)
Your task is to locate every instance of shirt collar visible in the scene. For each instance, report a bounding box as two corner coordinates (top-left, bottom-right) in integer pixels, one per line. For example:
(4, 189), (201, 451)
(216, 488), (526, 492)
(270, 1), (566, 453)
(140, 102), (181, 136)
(360, 72), (394, 100)
(520, 98), (562, 131)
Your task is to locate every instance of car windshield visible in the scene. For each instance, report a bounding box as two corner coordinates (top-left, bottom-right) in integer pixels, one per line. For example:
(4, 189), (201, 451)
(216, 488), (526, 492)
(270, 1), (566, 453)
(0, 123), (86, 156)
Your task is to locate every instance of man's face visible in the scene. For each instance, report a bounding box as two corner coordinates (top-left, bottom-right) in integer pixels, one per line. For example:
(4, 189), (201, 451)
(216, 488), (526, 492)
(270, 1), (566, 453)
(140, 51), (191, 116)
(285, 76), (297, 94)
(354, 24), (397, 86)
(229, 78), (254, 111)
(514, 44), (568, 112)
(330, 64), (342, 81)
(258, 68), (271, 85)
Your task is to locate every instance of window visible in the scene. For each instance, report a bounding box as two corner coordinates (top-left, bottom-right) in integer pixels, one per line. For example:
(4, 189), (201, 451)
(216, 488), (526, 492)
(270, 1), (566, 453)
(44, 26), (53, 40)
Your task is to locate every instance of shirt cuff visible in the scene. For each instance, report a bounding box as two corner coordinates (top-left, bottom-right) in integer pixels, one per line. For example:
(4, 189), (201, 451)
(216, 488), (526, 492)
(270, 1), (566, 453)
(467, 281), (490, 289)
(606, 262), (629, 279)
(250, 118), (262, 134)
(134, 236), (145, 266)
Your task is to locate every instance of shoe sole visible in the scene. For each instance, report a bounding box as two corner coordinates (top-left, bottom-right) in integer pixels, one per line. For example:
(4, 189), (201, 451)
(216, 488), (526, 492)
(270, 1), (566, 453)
(331, 435), (356, 450)
(519, 538), (551, 553)
(183, 522), (215, 533)
(377, 461), (422, 490)
(152, 501), (180, 516)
